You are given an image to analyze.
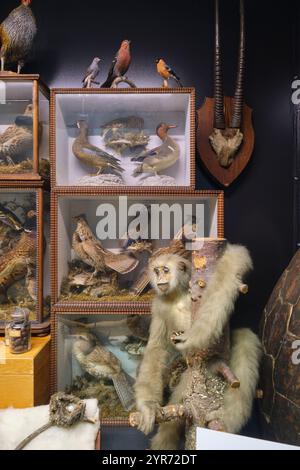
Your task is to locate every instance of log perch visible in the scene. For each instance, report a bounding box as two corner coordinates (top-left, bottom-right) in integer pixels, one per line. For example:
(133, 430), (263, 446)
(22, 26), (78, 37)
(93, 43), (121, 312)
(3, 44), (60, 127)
(129, 404), (186, 428)
(111, 77), (137, 88)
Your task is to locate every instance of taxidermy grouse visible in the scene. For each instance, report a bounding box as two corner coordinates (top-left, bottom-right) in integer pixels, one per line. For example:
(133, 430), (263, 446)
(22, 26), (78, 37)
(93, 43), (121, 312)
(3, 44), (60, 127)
(132, 123), (179, 177)
(0, 104), (37, 166)
(0, 0), (37, 73)
(72, 215), (139, 276)
(71, 331), (135, 411)
(0, 210), (36, 303)
(73, 120), (123, 175)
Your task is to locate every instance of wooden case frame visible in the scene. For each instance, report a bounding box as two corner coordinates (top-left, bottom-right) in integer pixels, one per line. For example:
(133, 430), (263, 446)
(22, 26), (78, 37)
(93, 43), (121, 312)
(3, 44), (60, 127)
(51, 189), (224, 314)
(50, 88), (196, 190)
(0, 74), (50, 181)
(0, 181), (49, 334)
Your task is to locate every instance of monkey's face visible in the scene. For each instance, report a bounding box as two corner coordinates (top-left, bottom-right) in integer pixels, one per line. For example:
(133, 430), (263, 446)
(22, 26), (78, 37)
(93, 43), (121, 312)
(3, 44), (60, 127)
(149, 254), (191, 296)
(153, 265), (172, 294)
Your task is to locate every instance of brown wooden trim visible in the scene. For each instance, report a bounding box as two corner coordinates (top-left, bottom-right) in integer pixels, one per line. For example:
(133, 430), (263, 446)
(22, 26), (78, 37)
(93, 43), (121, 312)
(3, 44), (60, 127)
(37, 189), (44, 323)
(33, 79), (39, 175)
(0, 180), (44, 188)
(50, 87), (196, 191)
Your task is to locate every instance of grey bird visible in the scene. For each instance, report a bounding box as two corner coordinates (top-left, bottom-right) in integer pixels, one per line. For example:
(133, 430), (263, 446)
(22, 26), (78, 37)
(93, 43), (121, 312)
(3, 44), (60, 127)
(82, 57), (101, 88)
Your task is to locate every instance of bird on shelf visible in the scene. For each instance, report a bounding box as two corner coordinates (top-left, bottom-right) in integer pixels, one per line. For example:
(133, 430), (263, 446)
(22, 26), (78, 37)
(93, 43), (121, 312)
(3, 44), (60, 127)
(72, 214), (139, 277)
(70, 330), (135, 411)
(132, 123), (180, 177)
(0, 103), (39, 167)
(82, 57), (101, 88)
(0, 0), (37, 73)
(0, 203), (23, 232)
(156, 59), (183, 88)
(72, 120), (124, 175)
(101, 40), (132, 88)
(0, 210), (37, 302)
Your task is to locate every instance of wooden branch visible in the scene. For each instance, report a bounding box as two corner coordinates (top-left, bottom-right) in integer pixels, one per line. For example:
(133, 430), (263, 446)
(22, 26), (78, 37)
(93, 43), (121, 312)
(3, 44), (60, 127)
(129, 404), (186, 428)
(213, 360), (240, 388)
(111, 77), (137, 88)
(238, 283), (248, 294)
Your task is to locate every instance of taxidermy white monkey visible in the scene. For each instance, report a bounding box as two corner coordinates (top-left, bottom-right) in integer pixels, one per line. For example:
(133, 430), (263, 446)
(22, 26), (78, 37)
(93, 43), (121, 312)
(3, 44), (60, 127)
(134, 246), (262, 450)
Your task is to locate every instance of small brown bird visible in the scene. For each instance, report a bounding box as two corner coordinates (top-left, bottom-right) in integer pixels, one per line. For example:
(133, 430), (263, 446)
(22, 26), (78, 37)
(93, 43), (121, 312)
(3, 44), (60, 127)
(71, 331), (135, 411)
(82, 57), (101, 88)
(72, 215), (139, 276)
(0, 0), (37, 73)
(101, 40), (132, 88)
(132, 123), (180, 177)
(72, 120), (123, 175)
(0, 104), (36, 166)
(156, 59), (183, 88)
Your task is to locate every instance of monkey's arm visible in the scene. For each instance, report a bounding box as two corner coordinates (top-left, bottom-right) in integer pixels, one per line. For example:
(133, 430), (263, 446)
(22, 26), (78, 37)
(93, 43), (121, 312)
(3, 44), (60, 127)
(134, 307), (170, 434)
(175, 245), (252, 352)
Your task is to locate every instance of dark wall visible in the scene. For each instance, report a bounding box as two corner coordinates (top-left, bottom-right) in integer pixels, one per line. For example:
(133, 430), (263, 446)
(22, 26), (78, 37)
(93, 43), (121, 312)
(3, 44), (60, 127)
(0, 0), (295, 443)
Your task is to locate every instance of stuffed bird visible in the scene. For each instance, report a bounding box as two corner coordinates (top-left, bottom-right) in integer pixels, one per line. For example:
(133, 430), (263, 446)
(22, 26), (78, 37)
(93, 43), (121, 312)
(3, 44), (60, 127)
(0, 0), (37, 73)
(72, 215), (139, 276)
(156, 58), (183, 88)
(0, 103), (36, 166)
(82, 57), (101, 88)
(132, 123), (180, 177)
(101, 40), (131, 88)
(72, 120), (124, 175)
(71, 331), (135, 411)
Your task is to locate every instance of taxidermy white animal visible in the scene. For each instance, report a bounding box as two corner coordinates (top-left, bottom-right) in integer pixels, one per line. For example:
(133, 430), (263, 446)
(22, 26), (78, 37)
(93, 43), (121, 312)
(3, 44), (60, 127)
(134, 247), (262, 450)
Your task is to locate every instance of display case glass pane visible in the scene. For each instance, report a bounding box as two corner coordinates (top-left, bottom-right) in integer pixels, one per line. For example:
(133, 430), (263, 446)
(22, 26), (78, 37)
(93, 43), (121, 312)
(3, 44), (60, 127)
(57, 314), (150, 420)
(54, 91), (193, 187)
(0, 190), (38, 322)
(0, 81), (34, 174)
(56, 194), (218, 305)
(39, 89), (50, 179)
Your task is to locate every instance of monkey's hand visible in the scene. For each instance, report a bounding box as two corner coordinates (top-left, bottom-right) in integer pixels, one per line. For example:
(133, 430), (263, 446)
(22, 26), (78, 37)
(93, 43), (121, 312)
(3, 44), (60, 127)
(172, 330), (197, 352)
(136, 401), (160, 435)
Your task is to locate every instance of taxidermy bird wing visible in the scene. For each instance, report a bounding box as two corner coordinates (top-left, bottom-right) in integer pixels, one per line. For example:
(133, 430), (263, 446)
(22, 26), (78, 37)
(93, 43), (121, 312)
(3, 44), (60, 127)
(80, 238), (106, 271)
(0, 204), (23, 231)
(0, 124), (17, 144)
(82, 142), (121, 164)
(103, 250), (139, 275)
(131, 147), (160, 162)
(164, 62), (183, 87)
(130, 268), (149, 296)
(101, 57), (117, 88)
(84, 345), (135, 411)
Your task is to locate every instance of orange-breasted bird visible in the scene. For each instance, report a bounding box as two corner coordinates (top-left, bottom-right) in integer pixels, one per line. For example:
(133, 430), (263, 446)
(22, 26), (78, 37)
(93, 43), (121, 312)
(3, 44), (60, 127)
(101, 40), (131, 88)
(156, 58), (183, 88)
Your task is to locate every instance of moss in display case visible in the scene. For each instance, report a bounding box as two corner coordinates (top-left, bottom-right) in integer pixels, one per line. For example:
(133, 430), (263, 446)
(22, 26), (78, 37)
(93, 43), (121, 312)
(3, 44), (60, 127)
(51, 89), (195, 188)
(56, 314), (151, 420)
(53, 192), (223, 310)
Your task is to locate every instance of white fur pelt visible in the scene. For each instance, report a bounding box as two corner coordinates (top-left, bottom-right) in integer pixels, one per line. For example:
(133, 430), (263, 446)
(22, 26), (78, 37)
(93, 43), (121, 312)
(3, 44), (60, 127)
(176, 244), (253, 352)
(0, 399), (100, 450)
(207, 328), (262, 434)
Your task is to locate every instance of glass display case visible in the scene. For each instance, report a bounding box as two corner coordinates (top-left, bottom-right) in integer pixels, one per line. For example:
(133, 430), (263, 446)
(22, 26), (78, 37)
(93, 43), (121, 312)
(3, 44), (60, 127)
(50, 88), (195, 189)
(54, 313), (151, 423)
(0, 75), (49, 180)
(0, 185), (50, 332)
(51, 191), (223, 312)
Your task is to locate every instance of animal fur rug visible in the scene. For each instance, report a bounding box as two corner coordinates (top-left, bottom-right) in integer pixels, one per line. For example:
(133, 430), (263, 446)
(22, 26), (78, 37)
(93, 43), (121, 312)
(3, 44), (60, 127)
(0, 399), (99, 450)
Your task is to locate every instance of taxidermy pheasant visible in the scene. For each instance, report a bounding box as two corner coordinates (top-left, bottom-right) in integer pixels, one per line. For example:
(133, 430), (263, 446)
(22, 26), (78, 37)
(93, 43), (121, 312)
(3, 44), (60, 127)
(132, 123), (179, 177)
(72, 215), (139, 276)
(70, 331), (135, 411)
(72, 120), (124, 175)
(0, 0), (37, 73)
(0, 104), (38, 166)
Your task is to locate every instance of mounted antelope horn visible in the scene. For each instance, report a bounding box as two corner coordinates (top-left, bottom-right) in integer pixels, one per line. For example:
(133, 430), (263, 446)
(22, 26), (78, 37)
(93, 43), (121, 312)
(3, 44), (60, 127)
(214, 0), (225, 130)
(231, 0), (245, 129)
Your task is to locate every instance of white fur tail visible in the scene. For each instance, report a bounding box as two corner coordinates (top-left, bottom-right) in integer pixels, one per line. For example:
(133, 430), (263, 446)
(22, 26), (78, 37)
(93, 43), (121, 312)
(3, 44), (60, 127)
(222, 328), (262, 433)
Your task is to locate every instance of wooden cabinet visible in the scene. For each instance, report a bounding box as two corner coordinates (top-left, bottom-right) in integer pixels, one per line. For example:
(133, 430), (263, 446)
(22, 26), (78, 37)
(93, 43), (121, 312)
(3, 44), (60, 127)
(0, 336), (50, 408)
